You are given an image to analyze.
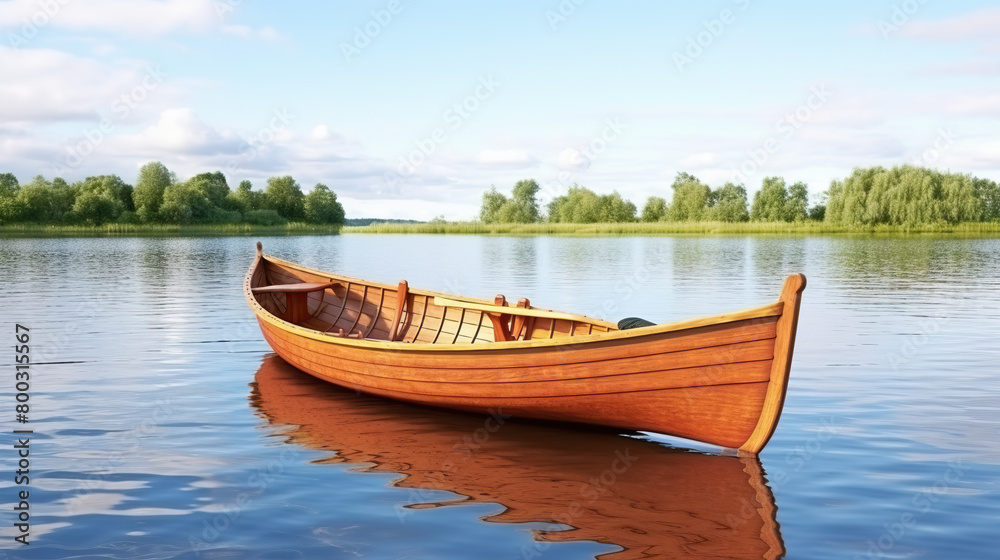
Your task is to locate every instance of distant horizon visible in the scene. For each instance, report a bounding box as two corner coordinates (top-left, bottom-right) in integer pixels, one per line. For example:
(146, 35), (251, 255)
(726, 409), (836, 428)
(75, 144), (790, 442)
(2, 1), (998, 220)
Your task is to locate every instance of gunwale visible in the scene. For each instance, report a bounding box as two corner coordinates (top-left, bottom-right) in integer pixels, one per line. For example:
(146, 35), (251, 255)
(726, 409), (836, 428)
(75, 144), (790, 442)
(245, 249), (786, 352)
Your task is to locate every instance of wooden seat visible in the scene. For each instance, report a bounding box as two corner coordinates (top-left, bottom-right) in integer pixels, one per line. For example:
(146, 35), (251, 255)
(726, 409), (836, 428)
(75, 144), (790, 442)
(252, 281), (338, 324)
(252, 282), (338, 294)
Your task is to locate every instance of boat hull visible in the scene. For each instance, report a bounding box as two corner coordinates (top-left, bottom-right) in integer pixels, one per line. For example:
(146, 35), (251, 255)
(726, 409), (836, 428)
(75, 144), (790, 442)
(245, 244), (805, 453)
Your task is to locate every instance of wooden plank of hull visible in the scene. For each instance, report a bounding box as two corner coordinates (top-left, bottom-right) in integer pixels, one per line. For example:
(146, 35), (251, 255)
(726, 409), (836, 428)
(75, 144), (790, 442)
(261, 319), (776, 388)
(245, 243), (805, 454)
(259, 319), (769, 449)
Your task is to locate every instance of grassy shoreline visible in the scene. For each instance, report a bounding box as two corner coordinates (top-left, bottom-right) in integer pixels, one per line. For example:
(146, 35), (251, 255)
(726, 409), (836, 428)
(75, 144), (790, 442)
(343, 221), (1000, 236)
(3, 221), (999, 238)
(0, 223), (342, 238)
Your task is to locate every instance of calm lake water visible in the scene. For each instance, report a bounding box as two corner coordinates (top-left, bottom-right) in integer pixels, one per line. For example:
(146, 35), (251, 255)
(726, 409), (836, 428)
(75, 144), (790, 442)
(1, 234), (998, 559)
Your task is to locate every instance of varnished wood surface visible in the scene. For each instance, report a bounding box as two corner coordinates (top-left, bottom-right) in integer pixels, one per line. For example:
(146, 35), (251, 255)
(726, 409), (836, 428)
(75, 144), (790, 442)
(251, 281), (339, 294)
(244, 244), (806, 453)
(251, 355), (786, 560)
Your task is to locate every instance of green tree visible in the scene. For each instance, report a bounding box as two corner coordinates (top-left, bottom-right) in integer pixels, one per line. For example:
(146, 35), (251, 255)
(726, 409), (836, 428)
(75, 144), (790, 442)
(263, 175), (305, 220)
(706, 183), (749, 222)
(304, 183), (346, 225)
(510, 179), (541, 223)
(15, 176), (53, 222)
(599, 191), (637, 222)
(825, 165), (985, 226)
(0, 173), (20, 224)
(751, 176), (790, 222)
(667, 179), (710, 221)
(479, 186), (508, 223)
(189, 171), (230, 209)
(547, 185), (635, 223)
(548, 186), (601, 223)
(159, 180), (213, 224)
(72, 190), (122, 225)
(133, 162), (175, 220)
(786, 181), (809, 221)
(0, 173), (18, 198)
(671, 171), (700, 190)
(974, 178), (1000, 221)
(229, 180), (265, 213)
(77, 175), (134, 212)
(479, 180), (543, 224)
(640, 196), (668, 222)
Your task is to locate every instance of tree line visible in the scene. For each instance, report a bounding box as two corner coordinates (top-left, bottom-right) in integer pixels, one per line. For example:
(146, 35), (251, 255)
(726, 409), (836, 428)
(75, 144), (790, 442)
(0, 162), (345, 227)
(480, 166), (1000, 225)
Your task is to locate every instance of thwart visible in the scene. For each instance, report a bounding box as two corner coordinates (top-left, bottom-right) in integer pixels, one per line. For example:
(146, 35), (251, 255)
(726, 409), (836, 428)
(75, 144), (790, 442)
(245, 242), (805, 455)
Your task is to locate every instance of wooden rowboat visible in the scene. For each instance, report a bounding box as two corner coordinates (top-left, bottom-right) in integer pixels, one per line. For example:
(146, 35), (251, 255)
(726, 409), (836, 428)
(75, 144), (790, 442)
(245, 242), (805, 454)
(252, 354), (786, 559)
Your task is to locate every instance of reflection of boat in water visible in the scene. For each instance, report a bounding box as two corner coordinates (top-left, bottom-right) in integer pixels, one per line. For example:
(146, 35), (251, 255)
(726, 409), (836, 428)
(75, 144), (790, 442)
(252, 355), (786, 559)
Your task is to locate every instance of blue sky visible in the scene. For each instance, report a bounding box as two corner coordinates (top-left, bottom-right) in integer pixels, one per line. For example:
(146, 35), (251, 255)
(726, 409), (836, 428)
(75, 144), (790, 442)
(1, 0), (998, 219)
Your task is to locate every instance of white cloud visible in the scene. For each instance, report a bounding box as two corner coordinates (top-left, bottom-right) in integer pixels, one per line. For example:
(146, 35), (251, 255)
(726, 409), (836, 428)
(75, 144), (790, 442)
(555, 148), (589, 171)
(475, 149), (536, 168)
(0, 0), (275, 38)
(900, 7), (1000, 41)
(677, 152), (720, 169)
(310, 125), (331, 141)
(127, 108), (240, 155)
(0, 46), (168, 123)
(944, 93), (1000, 117)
